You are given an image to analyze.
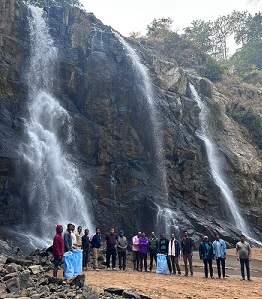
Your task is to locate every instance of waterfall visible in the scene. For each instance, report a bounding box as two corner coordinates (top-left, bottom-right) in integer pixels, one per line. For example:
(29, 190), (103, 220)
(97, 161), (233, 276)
(190, 84), (261, 243)
(19, 6), (93, 247)
(114, 33), (168, 199)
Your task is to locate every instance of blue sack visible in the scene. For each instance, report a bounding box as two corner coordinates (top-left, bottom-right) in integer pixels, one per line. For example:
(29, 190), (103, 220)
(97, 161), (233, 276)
(63, 251), (74, 279)
(156, 254), (168, 274)
(72, 249), (83, 275)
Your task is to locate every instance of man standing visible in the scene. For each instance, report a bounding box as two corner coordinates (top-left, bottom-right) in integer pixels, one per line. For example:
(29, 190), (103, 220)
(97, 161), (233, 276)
(132, 232), (141, 271)
(212, 233), (226, 279)
(148, 231), (159, 272)
(71, 225), (77, 249)
(90, 227), (102, 271)
(104, 228), (118, 270)
(181, 230), (194, 276)
(75, 226), (83, 249)
(82, 229), (90, 271)
(168, 233), (181, 275)
(64, 223), (73, 252)
(236, 235), (252, 281)
(138, 232), (148, 271)
(117, 230), (127, 271)
(52, 224), (64, 277)
(199, 236), (214, 278)
(159, 233), (169, 255)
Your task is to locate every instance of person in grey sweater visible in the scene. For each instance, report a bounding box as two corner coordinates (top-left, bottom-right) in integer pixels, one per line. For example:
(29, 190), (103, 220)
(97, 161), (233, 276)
(117, 230), (128, 271)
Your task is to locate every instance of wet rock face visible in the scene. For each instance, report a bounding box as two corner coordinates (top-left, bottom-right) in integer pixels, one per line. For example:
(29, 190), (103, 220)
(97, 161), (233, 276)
(0, 0), (261, 246)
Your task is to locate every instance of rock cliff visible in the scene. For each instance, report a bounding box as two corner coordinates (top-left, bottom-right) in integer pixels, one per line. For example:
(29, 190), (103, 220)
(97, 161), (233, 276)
(0, 0), (261, 248)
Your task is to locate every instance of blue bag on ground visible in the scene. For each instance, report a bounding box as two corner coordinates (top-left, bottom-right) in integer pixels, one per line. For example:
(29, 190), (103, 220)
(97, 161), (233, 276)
(156, 254), (168, 274)
(63, 251), (74, 279)
(72, 249), (83, 275)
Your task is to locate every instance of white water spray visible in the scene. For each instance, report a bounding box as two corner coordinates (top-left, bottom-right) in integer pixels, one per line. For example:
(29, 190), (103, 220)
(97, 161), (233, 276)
(190, 84), (261, 244)
(19, 7), (93, 247)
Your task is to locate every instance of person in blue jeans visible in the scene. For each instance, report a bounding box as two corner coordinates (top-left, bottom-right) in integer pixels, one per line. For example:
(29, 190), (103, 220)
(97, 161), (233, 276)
(236, 235), (252, 281)
(199, 235), (214, 278)
(212, 233), (226, 279)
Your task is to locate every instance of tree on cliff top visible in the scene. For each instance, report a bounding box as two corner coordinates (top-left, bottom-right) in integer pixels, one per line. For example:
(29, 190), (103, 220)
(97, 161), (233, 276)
(25, 0), (83, 8)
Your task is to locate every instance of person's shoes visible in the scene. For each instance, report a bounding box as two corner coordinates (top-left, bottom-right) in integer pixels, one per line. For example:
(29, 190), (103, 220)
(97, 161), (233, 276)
(184, 274), (188, 276)
(178, 272), (181, 276)
(190, 273), (193, 276)
(173, 273), (176, 275)
(83, 267), (87, 271)
(147, 269), (150, 272)
(107, 268), (111, 271)
(112, 268), (116, 271)
(203, 276), (208, 278)
(241, 278), (245, 280)
(211, 276), (214, 279)
(248, 278), (251, 281)
(95, 268), (99, 271)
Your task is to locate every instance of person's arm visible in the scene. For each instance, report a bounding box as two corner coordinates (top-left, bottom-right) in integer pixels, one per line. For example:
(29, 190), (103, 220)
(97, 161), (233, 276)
(104, 235), (107, 250)
(190, 239), (194, 256)
(199, 244), (203, 260)
(64, 234), (69, 251)
(248, 244), (252, 261)
(115, 235), (118, 248)
(222, 240), (226, 259)
(236, 244), (239, 260)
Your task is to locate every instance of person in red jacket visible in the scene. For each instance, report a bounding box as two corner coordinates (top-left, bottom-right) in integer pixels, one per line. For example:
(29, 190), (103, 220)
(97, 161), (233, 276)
(53, 224), (64, 277)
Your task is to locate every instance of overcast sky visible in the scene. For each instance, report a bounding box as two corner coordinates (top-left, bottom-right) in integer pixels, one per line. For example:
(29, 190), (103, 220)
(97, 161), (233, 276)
(81, 0), (262, 37)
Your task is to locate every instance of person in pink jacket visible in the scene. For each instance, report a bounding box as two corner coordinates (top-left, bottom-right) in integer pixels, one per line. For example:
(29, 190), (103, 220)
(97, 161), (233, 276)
(132, 231), (141, 271)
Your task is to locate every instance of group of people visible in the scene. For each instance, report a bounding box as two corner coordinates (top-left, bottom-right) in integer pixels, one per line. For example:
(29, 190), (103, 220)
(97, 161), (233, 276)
(52, 224), (252, 280)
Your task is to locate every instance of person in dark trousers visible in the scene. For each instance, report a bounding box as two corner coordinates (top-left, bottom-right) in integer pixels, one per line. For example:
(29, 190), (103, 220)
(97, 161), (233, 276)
(90, 227), (102, 270)
(117, 230), (127, 271)
(82, 229), (90, 271)
(168, 233), (181, 275)
(199, 235), (214, 278)
(104, 228), (118, 270)
(64, 223), (73, 252)
(132, 232), (141, 271)
(138, 232), (148, 271)
(236, 235), (252, 281)
(148, 231), (159, 272)
(212, 233), (226, 279)
(181, 230), (194, 276)
(52, 224), (64, 277)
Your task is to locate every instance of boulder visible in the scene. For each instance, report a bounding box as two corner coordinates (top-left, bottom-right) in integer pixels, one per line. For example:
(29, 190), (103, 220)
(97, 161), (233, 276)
(5, 262), (22, 273)
(6, 257), (33, 267)
(104, 287), (124, 295)
(18, 270), (30, 289)
(122, 289), (140, 299)
(28, 265), (44, 275)
(68, 274), (85, 288)
(5, 276), (20, 293)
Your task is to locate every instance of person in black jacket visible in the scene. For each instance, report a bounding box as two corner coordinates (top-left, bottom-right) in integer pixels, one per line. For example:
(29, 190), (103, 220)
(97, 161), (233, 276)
(90, 227), (102, 270)
(82, 229), (90, 271)
(181, 230), (194, 276)
(199, 235), (214, 278)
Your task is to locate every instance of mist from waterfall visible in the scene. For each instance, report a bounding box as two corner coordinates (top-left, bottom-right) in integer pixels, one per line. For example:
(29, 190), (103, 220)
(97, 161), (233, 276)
(189, 84), (257, 240)
(19, 6), (93, 247)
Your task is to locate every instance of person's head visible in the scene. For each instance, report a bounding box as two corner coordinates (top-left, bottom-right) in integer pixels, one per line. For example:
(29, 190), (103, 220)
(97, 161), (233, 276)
(96, 227), (101, 234)
(78, 226), (82, 234)
(183, 230), (188, 238)
(240, 234), (245, 242)
(151, 231), (155, 238)
(215, 233), (220, 241)
(110, 228), (115, 234)
(171, 233), (175, 240)
(137, 232), (141, 237)
(67, 223), (73, 231)
(141, 232), (145, 238)
(203, 235), (208, 242)
(71, 225), (75, 232)
(160, 233), (165, 240)
(56, 224), (63, 234)
(84, 229), (89, 235)
(119, 230), (124, 237)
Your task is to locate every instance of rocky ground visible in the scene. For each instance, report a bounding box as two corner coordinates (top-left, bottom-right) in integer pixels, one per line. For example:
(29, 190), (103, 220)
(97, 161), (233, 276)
(0, 249), (261, 299)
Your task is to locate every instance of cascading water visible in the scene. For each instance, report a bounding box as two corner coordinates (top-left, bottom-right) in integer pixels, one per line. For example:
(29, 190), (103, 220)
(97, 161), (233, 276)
(114, 33), (171, 232)
(190, 84), (261, 244)
(19, 6), (93, 247)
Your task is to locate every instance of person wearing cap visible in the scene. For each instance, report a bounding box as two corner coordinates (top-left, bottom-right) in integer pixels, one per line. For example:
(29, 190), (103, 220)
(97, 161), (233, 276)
(212, 233), (227, 279)
(148, 231), (159, 271)
(181, 230), (194, 276)
(132, 232), (141, 271)
(117, 230), (128, 271)
(199, 235), (214, 278)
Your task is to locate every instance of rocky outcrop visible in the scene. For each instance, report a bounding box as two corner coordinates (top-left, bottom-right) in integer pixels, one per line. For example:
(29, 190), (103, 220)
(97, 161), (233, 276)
(0, 0), (261, 248)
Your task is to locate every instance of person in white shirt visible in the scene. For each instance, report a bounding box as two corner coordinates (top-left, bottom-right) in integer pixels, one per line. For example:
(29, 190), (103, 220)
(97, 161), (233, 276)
(167, 233), (181, 275)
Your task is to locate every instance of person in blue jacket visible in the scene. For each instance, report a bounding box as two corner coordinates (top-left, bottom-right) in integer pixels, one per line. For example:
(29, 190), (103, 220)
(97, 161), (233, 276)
(199, 235), (214, 278)
(90, 227), (102, 270)
(212, 233), (226, 279)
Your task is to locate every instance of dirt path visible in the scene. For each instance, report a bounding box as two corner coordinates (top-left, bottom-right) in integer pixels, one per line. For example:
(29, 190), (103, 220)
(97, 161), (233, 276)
(83, 249), (262, 299)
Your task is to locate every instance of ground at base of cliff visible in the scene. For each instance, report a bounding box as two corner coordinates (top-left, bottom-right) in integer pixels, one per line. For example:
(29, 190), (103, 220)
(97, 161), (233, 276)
(55, 248), (262, 299)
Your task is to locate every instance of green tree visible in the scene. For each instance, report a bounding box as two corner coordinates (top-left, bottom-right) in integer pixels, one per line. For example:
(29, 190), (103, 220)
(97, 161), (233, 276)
(183, 20), (213, 54)
(129, 31), (142, 38)
(245, 12), (262, 43)
(200, 56), (225, 82)
(146, 17), (173, 36)
(25, 0), (83, 8)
